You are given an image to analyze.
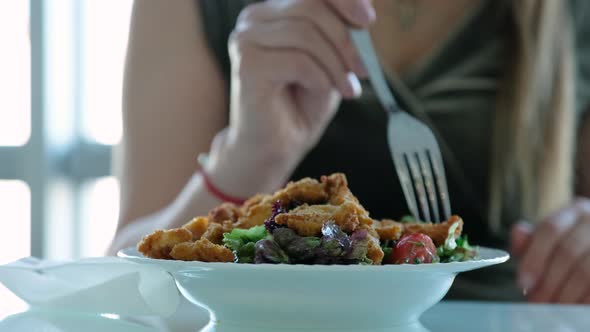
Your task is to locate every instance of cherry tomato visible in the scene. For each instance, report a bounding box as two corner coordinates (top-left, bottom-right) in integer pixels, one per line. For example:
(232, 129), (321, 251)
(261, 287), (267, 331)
(390, 233), (439, 264)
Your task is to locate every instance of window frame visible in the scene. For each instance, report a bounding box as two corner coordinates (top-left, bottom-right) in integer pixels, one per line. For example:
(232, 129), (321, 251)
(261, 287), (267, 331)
(0, 0), (115, 259)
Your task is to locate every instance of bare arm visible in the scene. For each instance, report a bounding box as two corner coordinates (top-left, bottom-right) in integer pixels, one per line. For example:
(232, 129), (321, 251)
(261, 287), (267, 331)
(109, 0), (226, 253)
(577, 111), (590, 197)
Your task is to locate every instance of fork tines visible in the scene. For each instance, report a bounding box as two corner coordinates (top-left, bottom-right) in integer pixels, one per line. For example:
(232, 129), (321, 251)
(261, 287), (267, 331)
(394, 149), (450, 223)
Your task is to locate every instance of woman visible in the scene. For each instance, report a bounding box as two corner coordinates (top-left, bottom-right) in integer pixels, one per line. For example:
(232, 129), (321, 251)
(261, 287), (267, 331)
(109, 0), (590, 303)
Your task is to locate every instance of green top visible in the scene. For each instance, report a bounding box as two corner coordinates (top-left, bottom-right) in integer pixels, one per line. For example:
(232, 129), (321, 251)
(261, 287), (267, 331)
(197, 0), (590, 301)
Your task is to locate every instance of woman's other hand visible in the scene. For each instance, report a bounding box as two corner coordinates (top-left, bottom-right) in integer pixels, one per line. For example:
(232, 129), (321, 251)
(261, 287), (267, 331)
(511, 198), (590, 304)
(206, 0), (375, 197)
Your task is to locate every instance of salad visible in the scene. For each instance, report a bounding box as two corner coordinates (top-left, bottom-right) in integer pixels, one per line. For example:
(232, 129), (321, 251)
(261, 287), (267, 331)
(137, 173), (477, 265)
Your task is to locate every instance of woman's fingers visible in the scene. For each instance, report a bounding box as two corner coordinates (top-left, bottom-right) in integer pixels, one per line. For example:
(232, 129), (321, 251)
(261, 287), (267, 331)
(510, 221), (533, 257)
(255, 48), (342, 130)
(324, 0), (376, 26)
(238, 0), (373, 78)
(528, 216), (590, 303)
(232, 40), (333, 93)
(233, 19), (359, 97)
(554, 249), (590, 303)
(518, 207), (578, 293)
(582, 287), (590, 304)
(231, 37), (337, 123)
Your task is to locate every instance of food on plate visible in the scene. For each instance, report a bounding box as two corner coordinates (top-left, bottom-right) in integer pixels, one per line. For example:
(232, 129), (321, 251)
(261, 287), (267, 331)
(387, 233), (439, 264)
(137, 173), (478, 265)
(401, 215), (463, 247)
(170, 238), (235, 262)
(137, 228), (193, 260)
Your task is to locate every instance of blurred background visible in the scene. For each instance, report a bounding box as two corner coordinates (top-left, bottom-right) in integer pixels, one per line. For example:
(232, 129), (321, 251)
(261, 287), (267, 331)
(0, 0), (133, 264)
(1, 0), (133, 311)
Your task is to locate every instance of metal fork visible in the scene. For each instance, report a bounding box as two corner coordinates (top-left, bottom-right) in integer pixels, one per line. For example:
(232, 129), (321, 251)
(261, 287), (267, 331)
(350, 29), (451, 223)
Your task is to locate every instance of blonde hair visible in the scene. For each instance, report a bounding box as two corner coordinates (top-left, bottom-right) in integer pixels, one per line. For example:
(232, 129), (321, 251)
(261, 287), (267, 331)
(489, 0), (576, 231)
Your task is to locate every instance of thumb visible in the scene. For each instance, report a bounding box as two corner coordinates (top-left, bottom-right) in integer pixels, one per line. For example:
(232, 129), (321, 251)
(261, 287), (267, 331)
(510, 221), (534, 257)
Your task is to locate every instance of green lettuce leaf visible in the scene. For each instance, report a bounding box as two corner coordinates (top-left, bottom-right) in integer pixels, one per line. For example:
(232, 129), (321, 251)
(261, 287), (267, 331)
(400, 215), (420, 223)
(443, 221), (461, 251)
(222, 225), (268, 262)
(437, 222), (478, 263)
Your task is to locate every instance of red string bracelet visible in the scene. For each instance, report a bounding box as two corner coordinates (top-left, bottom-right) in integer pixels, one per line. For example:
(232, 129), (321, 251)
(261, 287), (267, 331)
(200, 169), (247, 205)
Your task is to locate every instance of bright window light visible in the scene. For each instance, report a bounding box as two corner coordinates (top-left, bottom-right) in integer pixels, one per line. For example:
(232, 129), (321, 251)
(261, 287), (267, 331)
(44, 179), (75, 260)
(81, 0), (133, 145)
(0, 0), (31, 146)
(0, 285), (27, 320)
(0, 180), (31, 265)
(80, 177), (120, 257)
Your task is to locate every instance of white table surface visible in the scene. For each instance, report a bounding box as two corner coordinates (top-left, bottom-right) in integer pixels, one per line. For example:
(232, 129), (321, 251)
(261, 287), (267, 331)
(1, 286), (589, 332)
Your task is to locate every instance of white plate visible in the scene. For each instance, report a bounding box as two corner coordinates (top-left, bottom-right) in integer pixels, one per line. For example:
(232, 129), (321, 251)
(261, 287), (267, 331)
(119, 247), (509, 332)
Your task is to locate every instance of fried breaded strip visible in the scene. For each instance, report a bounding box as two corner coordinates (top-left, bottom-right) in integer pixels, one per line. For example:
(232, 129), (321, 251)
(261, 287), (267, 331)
(170, 238), (235, 262)
(273, 177), (329, 204)
(236, 177), (331, 229)
(358, 223), (380, 239)
(182, 217), (209, 240)
(402, 216), (464, 246)
(374, 219), (403, 241)
(330, 202), (361, 233)
(321, 173), (359, 205)
(274, 204), (338, 236)
(366, 234), (384, 265)
(275, 201), (370, 236)
(201, 221), (233, 245)
(208, 202), (242, 223)
(334, 200), (373, 226)
(137, 228), (193, 259)
(235, 201), (273, 229)
(241, 194), (266, 213)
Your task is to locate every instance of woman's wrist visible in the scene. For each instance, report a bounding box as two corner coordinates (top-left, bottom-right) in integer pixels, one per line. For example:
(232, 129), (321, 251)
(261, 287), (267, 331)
(204, 131), (297, 199)
(199, 168), (249, 205)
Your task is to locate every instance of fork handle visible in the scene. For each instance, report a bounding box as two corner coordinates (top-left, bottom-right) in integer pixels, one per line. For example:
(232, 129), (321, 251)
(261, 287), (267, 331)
(349, 29), (400, 114)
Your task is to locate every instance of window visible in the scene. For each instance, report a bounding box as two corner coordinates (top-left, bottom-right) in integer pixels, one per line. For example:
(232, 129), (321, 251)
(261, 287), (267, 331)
(0, 0), (32, 267)
(76, 0), (132, 256)
(0, 0), (30, 146)
(0, 285), (26, 320)
(0, 181), (30, 265)
(80, 177), (120, 257)
(44, 179), (75, 260)
(0, 0), (133, 262)
(81, 0), (133, 145)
